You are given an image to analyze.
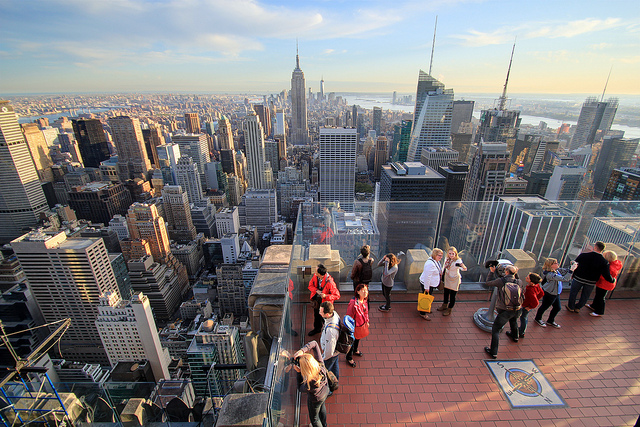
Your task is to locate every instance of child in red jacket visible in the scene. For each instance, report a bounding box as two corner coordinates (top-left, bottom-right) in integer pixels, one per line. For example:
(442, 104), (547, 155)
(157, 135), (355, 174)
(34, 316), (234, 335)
(507, 273), (544, 341)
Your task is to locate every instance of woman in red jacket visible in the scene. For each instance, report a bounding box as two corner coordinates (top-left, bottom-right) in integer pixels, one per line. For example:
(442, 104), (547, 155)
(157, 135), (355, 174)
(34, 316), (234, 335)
(346, 284), (369, 368)
(587, 251), (622, 317)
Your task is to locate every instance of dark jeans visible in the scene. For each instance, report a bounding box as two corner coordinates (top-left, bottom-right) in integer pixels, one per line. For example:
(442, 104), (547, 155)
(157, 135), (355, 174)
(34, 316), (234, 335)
(590, 287), (608, 315)
(346, 338), (360, 361)
(308, 397), (327, 427)
(568, 279), (594, 310)
(490, 308), (520, 355)
(535, 291), (561, 323)
(312, 300), (323, 332)
(518, 308), (530, 336)
(443, 288), (457, 308)
(382, 285), (392, 308)
(324, 354), (339, 380)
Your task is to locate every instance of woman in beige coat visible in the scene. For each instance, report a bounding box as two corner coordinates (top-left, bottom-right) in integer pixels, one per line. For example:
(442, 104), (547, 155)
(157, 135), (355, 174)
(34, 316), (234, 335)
(437, 247), (467, 316)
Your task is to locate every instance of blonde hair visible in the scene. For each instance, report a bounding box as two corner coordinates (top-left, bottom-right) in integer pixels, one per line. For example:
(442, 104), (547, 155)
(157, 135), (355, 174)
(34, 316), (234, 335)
(298, 353), (322, 387)
(431, 248), (443, 259)
(602, 250), (617, 263)
(447, 247), (459, 259)
(543, 258), (558, 271)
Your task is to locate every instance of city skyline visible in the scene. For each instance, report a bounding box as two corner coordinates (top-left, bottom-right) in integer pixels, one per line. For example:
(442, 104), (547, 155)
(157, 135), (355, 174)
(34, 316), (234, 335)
(1, 0), (638, 95)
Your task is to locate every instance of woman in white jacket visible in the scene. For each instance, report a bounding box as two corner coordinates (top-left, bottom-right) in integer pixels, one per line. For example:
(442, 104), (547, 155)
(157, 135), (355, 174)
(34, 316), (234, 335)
(418, 248), (443, 320)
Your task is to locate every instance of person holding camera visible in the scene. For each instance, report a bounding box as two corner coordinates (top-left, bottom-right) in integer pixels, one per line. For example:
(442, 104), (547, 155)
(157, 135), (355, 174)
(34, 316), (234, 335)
(378, 253), (399, 312)
(292, 341), (330, 427)
(438, 247), (467, 316)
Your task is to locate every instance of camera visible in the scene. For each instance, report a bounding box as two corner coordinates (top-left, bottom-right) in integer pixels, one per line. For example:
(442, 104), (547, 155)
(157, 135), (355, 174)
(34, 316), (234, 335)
(290, 356), (300, 367)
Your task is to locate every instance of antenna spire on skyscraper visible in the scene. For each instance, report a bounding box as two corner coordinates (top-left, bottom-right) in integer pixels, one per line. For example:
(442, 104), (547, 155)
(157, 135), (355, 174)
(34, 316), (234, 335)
(295, 38), (300, 70)
(429, 16), (438, 76)
(601, 66), (612, 102)
(498, 39), (516, 111)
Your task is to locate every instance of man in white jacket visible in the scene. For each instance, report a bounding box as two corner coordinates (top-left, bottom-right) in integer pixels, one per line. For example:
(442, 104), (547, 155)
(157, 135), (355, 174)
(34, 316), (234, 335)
(319, 301), (340, 380)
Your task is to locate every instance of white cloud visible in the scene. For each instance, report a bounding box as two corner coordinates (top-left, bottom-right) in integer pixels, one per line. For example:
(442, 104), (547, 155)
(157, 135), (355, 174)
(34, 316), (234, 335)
(452, 18), (625, 47)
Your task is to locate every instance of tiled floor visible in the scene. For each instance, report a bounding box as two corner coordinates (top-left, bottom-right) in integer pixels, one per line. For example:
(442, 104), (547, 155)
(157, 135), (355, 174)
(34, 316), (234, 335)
(301, 296), (640, 426)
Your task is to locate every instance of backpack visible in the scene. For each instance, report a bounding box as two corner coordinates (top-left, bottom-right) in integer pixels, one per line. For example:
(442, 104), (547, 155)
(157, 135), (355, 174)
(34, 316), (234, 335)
(358, 258), (373, 283)
(502, 277), (523, 310)
(328, 315), (355, 354)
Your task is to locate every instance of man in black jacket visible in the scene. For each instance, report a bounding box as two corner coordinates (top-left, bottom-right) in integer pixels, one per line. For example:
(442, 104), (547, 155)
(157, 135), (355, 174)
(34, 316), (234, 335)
(567, 241), (615, 313)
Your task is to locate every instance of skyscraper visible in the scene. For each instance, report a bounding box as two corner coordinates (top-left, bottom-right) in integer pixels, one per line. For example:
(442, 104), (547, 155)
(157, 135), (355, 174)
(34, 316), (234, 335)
(602, 168), (640, 201)
(570, 97), (618, 150)
(372, 107), (382, 137)
(243, 113), (268, 190)
(374, 136), (388, 180)
(184, 113), (201, 134)
(319, 127), (358, 210)
(461, 142), (509, 202)
(545, 165), (586, 200)
(21, 123), (54, 182)
(108, 116), (152, 181)
(96, 291), (171, 381)
(72, 118), (111, 168)
(592, 136), (639, 197)
(123, 202), (189, 296)
(176, 156), (204, 204)
(217, 116), (234, 151)
(450, 100), (475, 134)
(162, 185), (197, 242)
(253, 104), (272, 138)
(290, 47), (309, 145)
(172, 134), (210, 188)
(0, 101), (49, 244)
(12, 230), (119, 365)
(406, 71), (454, 161)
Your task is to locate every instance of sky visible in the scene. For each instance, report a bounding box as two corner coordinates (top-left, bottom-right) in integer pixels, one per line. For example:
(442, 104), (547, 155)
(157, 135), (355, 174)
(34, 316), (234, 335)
(1, 0), (639, 95)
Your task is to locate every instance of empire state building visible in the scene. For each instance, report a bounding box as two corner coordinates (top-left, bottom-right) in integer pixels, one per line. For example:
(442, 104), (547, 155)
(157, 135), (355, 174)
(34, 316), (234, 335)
(290, 48), (309, 145)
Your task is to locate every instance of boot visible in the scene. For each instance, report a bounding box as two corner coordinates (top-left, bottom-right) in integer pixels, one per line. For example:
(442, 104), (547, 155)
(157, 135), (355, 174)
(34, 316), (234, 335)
(436, 303), (448, 312)
(443, 307), (452, 316)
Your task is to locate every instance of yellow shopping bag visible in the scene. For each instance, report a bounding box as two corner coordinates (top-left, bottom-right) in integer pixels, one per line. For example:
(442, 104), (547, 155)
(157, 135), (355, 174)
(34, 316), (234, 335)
(417, 292), (434, 312)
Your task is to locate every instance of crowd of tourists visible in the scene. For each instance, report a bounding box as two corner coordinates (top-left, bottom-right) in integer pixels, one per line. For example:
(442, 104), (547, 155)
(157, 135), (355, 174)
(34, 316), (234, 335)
(291, 242), (620, 427)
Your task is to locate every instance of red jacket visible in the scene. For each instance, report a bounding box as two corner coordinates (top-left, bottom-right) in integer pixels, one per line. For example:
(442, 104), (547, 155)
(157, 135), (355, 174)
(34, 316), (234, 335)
(308, 274), (340, 303)
(347, 298), (369, 327)
(595, 260), (622, 291)
(522, 283), (545, 310)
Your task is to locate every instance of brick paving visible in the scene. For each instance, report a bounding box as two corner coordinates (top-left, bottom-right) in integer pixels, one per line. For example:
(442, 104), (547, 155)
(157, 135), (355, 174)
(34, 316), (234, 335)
(300, 296), (640, 426)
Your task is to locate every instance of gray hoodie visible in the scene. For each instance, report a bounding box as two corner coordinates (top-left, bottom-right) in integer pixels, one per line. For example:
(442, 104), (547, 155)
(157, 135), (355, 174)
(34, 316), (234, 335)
(320, 311), (340, 360)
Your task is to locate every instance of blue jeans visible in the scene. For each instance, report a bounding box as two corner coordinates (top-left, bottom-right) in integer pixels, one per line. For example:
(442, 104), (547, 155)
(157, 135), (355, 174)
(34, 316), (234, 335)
(518, 308), (530, 336)
(324, 354), (339, 380)
(490, 308), (520, 355)
(568, 279), (594, 310)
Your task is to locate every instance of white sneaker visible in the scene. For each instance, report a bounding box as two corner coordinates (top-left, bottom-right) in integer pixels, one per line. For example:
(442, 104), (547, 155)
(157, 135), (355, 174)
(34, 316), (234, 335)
(589, 312), (601, 317)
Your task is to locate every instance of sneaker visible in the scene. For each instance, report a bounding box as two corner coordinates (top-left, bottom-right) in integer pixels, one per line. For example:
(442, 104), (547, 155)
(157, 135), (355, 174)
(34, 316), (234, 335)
(589, 312), (602, 317)
(547, 322), (562, 328)
(378, 305), (390, 312)
(585, 304), (595, 312)
(420, 313), (431, 321)
(535, 319), (547, 327)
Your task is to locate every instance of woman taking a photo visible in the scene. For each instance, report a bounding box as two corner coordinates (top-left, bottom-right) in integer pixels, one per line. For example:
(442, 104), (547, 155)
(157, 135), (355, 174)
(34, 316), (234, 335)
(438, 247), (467, 316)
(346, 283), (369, 367)
(378, 253), (399, 312)
(293, 341), (330, 427)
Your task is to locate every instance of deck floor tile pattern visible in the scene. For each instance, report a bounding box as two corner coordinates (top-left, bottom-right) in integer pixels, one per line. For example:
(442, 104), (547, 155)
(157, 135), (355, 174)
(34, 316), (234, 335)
(298, 297), (640, 426)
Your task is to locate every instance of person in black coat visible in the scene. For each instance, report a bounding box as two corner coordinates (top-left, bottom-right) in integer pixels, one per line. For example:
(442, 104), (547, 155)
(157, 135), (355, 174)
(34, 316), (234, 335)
(567, 241), (614, 313)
